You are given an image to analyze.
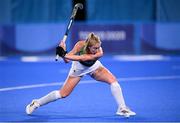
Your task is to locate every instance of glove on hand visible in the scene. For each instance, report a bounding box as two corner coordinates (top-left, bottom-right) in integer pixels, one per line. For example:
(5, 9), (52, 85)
(56, 46), (67, 58)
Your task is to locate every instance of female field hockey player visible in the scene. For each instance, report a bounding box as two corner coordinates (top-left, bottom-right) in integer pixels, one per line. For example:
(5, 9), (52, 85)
(26, 32), (136, 117)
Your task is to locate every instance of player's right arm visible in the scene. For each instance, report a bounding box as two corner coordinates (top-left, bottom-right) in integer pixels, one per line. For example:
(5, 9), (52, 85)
(63, 41), (84, 63)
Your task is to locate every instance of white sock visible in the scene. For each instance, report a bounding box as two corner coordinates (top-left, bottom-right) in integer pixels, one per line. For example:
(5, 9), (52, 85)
(110, 82), (126, 109)
(37, 90), (61, 106)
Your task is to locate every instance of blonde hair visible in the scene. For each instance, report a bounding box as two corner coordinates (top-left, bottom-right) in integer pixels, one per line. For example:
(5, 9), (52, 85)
(84, 32), (101, 52)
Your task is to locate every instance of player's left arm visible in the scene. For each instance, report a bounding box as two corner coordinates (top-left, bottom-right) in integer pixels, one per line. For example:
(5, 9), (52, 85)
(64, 47), (103, 61)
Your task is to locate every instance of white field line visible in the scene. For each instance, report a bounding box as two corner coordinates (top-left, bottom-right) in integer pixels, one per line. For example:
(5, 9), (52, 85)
(0, 75), (180, 92)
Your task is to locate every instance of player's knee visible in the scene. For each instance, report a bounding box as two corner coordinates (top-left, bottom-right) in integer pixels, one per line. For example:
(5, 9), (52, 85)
(108, 77), (118, 84)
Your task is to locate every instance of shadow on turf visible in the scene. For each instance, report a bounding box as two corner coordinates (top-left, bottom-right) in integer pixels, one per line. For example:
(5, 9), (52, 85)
(19, 114), (137, 122)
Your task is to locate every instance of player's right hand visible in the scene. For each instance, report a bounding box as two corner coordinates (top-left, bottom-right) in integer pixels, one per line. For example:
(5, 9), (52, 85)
(59, 41), (66, 50)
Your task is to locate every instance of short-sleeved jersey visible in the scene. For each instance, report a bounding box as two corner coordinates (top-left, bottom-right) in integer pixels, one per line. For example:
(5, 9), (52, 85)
(78, 46), (97, 67)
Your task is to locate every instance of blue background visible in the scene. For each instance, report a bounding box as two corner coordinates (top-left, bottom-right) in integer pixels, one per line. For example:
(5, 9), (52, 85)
(0, 0), (180, 56)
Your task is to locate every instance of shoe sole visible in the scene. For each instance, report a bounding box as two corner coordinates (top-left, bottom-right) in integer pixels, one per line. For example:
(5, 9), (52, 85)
(116, 112), (136, 117)
(26, 104), (32, 115)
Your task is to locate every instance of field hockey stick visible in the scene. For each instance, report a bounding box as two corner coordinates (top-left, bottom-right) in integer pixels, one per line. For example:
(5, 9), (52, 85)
(55, 3), (83, 61)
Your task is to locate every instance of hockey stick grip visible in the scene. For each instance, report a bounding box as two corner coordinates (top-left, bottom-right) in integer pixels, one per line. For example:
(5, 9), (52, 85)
(62, 35), (68, 44)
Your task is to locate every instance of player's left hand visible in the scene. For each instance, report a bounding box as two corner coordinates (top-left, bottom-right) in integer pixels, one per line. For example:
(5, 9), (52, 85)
(56, 46), (67, 58)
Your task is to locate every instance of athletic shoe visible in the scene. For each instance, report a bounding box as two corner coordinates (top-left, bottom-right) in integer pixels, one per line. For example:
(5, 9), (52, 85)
(116, 107), (136, 117)
(26, 100), (40, 115)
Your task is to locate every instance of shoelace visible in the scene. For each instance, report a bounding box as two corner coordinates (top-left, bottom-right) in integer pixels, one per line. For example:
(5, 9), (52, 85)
(30, 102), (35, 107)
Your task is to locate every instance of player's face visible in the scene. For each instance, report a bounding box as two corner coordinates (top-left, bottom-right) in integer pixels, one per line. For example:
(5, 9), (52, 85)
(88, 43), (101, 54)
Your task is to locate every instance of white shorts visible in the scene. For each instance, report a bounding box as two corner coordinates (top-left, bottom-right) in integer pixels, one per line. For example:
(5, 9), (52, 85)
(68, 60), (103, 77)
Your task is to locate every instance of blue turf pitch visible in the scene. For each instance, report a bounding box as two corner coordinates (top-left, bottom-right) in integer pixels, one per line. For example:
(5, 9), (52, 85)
(0, 55), (180, 122)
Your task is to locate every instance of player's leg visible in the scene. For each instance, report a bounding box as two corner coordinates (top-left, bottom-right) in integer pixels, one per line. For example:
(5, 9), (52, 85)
(91, 66), (126, 108)
(26, 76), (81, 115)
(91, 66), (136, 117)
(60, 76), (81, 98)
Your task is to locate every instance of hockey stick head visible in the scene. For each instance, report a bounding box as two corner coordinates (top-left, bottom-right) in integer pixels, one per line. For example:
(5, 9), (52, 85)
(71, 3), (83, 19)
(75, 3), (83, 10)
